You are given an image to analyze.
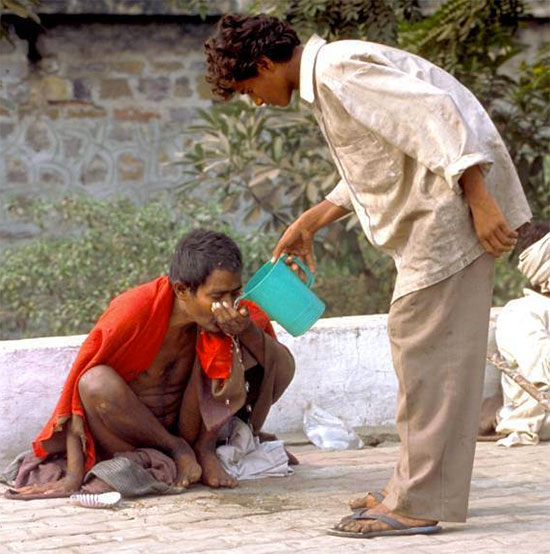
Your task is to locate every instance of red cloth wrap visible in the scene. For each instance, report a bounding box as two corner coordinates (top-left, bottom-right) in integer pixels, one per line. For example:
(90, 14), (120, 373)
(32, 276), (275, 473)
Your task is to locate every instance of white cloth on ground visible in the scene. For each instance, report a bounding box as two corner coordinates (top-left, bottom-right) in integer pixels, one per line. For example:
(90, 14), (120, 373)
(495, 289), (550, 446)
(216, 418), (293, 480)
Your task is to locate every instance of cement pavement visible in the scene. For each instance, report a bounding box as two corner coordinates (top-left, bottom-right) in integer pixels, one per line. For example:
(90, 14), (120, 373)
(0, 439), (548, 554)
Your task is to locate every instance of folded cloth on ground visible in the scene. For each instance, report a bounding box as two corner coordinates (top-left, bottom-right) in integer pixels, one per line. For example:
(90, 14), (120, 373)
(82, 449), (179, 496)
(216, 417), (293, 480)
(1, 448), (182, 498)
(0, 451), (32, 486)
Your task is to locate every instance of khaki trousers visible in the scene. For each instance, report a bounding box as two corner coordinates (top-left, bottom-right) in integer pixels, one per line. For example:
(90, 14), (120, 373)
(383, 253), (495, 522)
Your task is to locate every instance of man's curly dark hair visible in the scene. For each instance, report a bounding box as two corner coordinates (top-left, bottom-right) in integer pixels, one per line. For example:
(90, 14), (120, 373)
(204, 14), (300, 99)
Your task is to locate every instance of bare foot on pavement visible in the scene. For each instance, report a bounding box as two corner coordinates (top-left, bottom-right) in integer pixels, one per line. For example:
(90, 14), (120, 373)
(171, 439), (202, 488)
(195, 441), (238, 489)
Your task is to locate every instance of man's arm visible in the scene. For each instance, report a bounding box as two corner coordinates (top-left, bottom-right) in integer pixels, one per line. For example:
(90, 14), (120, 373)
(64, 421), (85, 489)
(10, 421), (84, 497)
(211, 302), (295, 372)
(459, 165), (518, 256)
(272, 199), (351, 272)
(237, 321), (294, 371)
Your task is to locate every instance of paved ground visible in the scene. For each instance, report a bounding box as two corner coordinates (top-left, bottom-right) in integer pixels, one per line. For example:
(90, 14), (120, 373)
(0, 439), (549, 554)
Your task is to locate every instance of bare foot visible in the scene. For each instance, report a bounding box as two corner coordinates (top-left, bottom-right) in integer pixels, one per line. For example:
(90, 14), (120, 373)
(195, 442), (237, 489)
(336, 502), (438, 535)
(349, 489), (387, 510)
(171, 439), (202, 488)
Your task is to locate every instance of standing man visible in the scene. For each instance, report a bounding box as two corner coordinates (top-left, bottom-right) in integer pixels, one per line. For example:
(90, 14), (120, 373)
(204, 13), (531, 538)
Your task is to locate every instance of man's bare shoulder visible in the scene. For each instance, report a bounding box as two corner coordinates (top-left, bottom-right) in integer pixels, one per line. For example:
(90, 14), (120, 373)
(93, 277), (170, 340)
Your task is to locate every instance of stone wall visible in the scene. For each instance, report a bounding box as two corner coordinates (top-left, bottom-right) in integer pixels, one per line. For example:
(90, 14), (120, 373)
(0, 14), (217, 222)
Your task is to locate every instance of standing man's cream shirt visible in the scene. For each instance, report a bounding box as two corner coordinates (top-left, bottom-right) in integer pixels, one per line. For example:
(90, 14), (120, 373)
(299, 35), (532, 302)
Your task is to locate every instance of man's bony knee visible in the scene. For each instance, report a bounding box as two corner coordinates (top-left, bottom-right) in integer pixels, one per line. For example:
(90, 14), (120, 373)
(282, 359), (296, 389)
(78, 365), (117, 404)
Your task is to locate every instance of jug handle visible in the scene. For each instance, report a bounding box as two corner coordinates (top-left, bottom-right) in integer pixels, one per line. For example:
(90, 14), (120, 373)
(233, 256), (315, 309)
(287, 256), (315, 288)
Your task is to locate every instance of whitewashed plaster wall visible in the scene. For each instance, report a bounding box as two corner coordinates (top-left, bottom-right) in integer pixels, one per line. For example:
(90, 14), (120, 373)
(0, 311), (501, 468)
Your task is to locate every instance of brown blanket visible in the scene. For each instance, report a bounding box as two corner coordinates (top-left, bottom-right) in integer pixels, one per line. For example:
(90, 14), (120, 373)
(3, 448), (179, 498)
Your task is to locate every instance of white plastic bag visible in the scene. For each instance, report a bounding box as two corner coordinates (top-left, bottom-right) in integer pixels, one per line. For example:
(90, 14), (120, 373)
(303, 403), (364, 450)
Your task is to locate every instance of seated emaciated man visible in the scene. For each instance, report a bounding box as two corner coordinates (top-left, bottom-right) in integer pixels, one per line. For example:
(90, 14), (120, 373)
(7, 229), (296, 498)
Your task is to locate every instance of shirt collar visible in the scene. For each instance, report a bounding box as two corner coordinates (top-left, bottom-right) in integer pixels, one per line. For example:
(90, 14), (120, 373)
(299, 34), (327, 104)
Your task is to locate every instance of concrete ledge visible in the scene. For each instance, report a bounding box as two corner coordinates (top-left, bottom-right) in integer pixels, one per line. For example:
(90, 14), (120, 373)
(0, 311), (501, 467)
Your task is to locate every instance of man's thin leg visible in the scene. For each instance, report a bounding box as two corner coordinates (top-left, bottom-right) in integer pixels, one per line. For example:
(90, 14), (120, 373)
(193, 422), (238, 488)
(176, 364), (237, 488)
(243, 364), (299, 463)
(79, 365), (202, 487)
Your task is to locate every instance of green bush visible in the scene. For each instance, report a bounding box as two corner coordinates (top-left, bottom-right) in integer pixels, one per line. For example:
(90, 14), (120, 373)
(493, 255), (530, 307)
(491, 45), (550, 222)
(250, 0), (401, 44)
(0, 196), (275, 339)
(0, 193), (539, 340)
(1, 195), (398, 339)
(314, 241), (396, 316)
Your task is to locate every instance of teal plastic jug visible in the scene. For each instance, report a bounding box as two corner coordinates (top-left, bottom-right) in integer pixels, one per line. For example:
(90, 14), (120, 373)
(238, 257), (325, 336)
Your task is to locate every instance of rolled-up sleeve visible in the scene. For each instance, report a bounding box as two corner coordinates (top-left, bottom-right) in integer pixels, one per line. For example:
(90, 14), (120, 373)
(324, 61), (494, 194)
(325, 178), (354, 210)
